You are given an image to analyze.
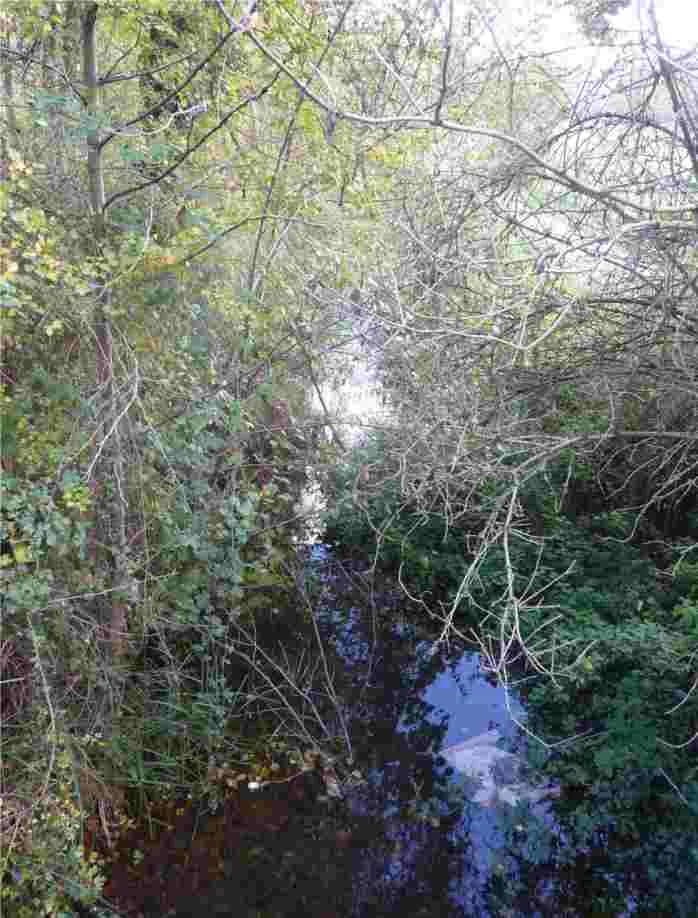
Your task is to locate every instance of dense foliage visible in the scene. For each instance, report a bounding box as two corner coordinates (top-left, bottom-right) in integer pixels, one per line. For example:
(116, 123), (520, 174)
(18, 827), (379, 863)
(2, 0), (698, 914)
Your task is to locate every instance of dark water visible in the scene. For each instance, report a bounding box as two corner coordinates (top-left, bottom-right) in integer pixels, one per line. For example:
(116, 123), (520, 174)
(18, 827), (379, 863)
(306, 545), (555, 917)
(153, 545), (540, 917)
(156, 546), (697, 918)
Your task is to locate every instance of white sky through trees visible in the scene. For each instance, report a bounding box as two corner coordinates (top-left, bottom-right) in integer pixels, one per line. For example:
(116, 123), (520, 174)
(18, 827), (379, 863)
(613, 0), (698, 50)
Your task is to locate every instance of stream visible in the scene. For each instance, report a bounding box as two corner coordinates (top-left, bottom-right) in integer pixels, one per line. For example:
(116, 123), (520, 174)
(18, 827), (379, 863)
(102, 541), (684, 917)
(162, 546), (566, 918)
(306, 544), (560, 917)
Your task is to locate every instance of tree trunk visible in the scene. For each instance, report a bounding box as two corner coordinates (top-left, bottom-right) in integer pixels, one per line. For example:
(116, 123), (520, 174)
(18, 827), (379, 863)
(82, 4), (132, 673)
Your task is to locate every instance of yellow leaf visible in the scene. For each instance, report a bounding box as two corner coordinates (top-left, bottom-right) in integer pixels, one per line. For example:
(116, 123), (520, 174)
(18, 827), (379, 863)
(45, 319), (64, 337)
(13, 544), (33, 564)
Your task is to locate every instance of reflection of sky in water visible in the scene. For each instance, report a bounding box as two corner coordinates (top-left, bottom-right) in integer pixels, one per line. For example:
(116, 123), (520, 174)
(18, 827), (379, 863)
(424, 653), (524, 748)
(311, 548), (524, 748)
(310, 544), (561, 915)
(421, 657), (538, 898)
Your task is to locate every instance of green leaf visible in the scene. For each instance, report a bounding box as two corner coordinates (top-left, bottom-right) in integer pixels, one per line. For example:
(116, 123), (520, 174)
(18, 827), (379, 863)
(120, 144), (146, 164)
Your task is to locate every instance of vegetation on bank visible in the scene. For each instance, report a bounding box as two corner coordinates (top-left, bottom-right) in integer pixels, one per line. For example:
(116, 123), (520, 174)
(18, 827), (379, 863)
(324, 428), (698, 915)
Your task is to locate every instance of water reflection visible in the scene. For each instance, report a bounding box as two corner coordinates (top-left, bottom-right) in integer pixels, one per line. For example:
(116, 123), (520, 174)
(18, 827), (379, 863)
(303, 548), (698, 918)
(309, 544), (548, 916)
(162, 546), (698, 918)
(425, 654), (522, 746)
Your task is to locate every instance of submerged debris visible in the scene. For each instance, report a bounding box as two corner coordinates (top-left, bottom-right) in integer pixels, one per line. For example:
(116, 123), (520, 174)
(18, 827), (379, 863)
(442, 730), (557, 808)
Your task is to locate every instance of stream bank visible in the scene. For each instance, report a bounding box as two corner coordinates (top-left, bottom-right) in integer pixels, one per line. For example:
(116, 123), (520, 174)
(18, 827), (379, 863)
(96, 545), (548, 917)
(94, 542), (698, 918)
